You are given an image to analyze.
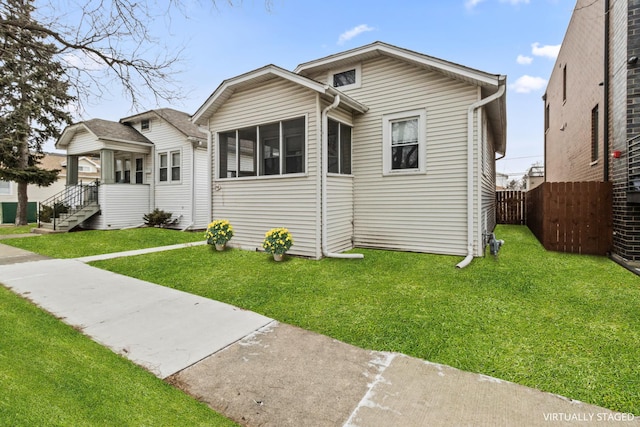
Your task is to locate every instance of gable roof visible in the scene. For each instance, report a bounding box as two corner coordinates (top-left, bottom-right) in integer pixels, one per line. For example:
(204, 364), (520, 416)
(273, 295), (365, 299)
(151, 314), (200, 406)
(192, 64), (368, 125)
(56, 119), (151, 149)
(295, 41), (503, 89)
(120, 108), (206, 140)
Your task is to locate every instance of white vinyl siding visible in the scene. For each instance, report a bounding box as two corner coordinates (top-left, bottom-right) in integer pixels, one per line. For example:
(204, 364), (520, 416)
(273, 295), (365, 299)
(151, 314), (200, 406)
(82, 184), (150, 229)
(150, 120), (193, 227)
(193, 148), (210, 228)
(327, 175), (354, 252)
(481, 112), (497, 247)
(348, 56), (480, 256)
(210, 78), (319, 258)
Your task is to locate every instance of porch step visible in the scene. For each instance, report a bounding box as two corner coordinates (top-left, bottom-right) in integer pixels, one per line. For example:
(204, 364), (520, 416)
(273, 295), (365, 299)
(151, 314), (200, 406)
(39, 202), (100, 232)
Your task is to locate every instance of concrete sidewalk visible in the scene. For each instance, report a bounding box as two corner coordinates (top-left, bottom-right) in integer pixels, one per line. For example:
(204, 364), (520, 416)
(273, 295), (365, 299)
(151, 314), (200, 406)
(0, 245), (637, 426)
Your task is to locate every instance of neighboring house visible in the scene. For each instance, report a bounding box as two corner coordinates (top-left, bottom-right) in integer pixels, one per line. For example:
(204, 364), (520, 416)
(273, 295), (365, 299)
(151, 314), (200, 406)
(496, 172), (510, 190)
(0, 152), (99, 223)
(524, 165), (544, 191)
(54, 109), (208, 230)
(192, 41), (507, 261)
(544, 0), (640, 265)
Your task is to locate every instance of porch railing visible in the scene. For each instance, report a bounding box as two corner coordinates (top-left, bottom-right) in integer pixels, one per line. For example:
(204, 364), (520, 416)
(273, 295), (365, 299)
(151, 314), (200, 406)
(39, 180), (100, 230)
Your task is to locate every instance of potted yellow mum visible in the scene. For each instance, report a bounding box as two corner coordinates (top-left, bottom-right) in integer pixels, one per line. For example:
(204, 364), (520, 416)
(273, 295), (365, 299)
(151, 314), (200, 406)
(262, 227), (293, 261)
(205, 220), (234, 251)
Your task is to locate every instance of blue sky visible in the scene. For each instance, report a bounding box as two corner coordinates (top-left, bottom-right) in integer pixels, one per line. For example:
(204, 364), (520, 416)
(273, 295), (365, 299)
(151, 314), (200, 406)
(48, 0), (577, 180)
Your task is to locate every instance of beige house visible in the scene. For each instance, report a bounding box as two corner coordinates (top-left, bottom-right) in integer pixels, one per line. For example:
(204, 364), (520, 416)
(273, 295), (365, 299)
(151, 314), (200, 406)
(193, 42), (507, 262)
(52, 109), (208, 231)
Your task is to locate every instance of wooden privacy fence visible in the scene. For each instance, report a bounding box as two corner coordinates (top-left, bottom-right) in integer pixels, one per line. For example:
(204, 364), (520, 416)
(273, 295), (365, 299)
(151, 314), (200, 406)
(496, 190), (526, 225)
(525, 182), (612, 255)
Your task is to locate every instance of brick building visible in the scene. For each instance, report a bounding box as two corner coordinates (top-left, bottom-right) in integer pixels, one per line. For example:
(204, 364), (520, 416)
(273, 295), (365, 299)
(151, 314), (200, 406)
(544, 0), (640, 267)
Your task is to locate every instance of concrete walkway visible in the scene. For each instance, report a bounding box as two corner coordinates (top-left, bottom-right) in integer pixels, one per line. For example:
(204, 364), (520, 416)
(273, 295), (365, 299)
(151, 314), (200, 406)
(0, 243), (637, 426)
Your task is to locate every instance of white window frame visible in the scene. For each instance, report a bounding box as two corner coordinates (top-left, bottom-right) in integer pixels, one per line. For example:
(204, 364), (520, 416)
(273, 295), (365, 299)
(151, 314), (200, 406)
(382, 109), (427, 176)
(0, 180), (12, 195)
(141, 119), (151, 132)
(158, 150), (181, 184)
(327, 118), (353, 175)
(217, 115), (307, 180)
(328, 63), (362, 91)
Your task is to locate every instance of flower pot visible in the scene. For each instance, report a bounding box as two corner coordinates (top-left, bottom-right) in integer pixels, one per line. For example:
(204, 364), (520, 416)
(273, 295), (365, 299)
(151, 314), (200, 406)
(273, 253), (284, 262)
(215, 243), (226, 251)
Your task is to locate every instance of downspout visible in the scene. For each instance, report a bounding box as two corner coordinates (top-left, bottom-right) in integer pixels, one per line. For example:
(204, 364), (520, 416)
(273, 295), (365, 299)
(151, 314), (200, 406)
(456, 81), (506, 269)
(321, 94), (364, 259)
(603, 0), (610, 181)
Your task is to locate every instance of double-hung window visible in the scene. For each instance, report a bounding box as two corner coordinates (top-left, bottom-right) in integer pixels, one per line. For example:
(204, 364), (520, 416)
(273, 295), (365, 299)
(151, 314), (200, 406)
(0, 180), (11, 195)
(327, 119), (352, 174)
(219, 116), (306, 178)
(158, 151), (180, 183)
(382, 109), (426, 175)
(135, 158), (144, 184)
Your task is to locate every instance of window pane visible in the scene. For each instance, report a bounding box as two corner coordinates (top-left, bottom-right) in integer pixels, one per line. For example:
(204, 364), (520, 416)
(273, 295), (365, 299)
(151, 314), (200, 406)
(340, 123), (352, 175)
(391, 144), (419, 169)
(328, 119), (339, 173)
(238, 127), (257, 177)
(0, 181), (9, 195)
(123, 159), (131, 183)
(283, 117), (305, 174)
(260, 123), (280, 176)
(159, 154), (168, 182)
(171, 152), (180, 181)
(219, 132), (236, 178)
(333, 69), (356, 87)
(391, 119), (418, 145)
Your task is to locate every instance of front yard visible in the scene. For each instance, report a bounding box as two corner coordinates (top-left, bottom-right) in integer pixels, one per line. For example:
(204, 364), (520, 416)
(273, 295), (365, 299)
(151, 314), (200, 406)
(3, 225), (639, 415)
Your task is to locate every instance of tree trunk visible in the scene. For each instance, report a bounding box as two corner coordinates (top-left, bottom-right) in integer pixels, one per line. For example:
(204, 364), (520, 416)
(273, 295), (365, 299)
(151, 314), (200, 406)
(15, 181), (28, 226)
(15, 129), (29, 226)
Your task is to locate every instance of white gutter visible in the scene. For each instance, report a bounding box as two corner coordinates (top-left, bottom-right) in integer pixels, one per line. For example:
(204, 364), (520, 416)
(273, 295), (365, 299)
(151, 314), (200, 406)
(456, 82), (506, 269)
(321, 95), (364, 259)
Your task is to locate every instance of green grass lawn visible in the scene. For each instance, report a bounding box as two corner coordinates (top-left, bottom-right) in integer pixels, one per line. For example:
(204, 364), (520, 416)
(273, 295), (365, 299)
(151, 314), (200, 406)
(85, 225), (640, 415)
(0, 224), (36, 235)
(0, 285), (236, 426)
(2, 227), (204, 258)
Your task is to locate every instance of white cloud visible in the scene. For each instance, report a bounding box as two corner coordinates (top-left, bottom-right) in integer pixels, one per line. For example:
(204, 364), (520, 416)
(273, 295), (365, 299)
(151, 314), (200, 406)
(465, 0), (485, 10)
(62, 51), (106, 71)
(509, 75), (547, 93)
(531, 42), (561, 59)
(337, 24), (375, 45)
(517, 55), (533, 65)
(500, 0), (530, 4)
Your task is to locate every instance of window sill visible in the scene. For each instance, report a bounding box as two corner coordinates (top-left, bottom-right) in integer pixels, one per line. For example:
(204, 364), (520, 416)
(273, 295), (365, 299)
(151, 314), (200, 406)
(382, 169), (426, 177)
(157, 181), (182, 185)
(216, 173), (308, 182)
(327, 173), (354, 178)
(590, 160), (599, 167)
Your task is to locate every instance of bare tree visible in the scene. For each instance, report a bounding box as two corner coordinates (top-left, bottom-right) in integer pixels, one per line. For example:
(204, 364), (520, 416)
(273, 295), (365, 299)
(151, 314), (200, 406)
(1, 0), (270, 225)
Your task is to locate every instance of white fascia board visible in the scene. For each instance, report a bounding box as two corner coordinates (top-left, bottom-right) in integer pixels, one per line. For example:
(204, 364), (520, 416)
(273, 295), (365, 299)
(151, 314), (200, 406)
(192, 65), (327, 125)
(295, 42), (502, 88)
(55, 123), (95, 149)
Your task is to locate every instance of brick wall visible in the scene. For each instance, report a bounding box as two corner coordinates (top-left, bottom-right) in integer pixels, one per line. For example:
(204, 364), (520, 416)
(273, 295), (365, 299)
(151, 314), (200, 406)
(611, 0), (640, 262)
(545, 0), (606, 183)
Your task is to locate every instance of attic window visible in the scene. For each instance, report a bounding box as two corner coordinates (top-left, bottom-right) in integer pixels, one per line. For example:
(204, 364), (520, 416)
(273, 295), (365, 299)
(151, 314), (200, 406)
(329, 64), (361, 90)
(141, 119), (150, 131)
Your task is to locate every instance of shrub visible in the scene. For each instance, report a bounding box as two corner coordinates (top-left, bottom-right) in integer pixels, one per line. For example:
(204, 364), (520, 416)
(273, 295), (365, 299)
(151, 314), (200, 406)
(262, 227), (293, 255)
(205, 220), (234, 246)
(143, 209), (173, 227)
(39, 202), (69, 223)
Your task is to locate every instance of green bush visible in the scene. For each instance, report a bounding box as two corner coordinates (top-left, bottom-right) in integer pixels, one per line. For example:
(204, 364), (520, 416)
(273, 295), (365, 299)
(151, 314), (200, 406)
(39, 202), (69, 223)
(143, 209), (173, 228)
